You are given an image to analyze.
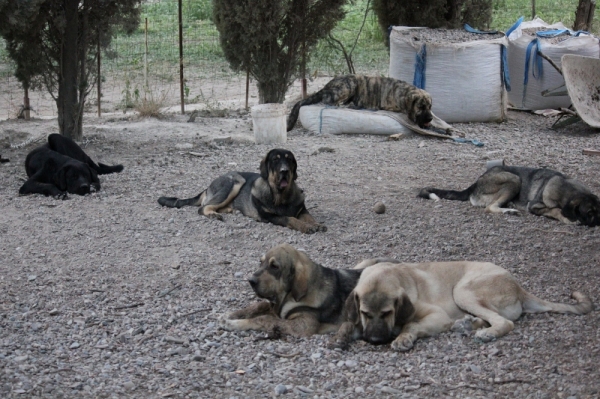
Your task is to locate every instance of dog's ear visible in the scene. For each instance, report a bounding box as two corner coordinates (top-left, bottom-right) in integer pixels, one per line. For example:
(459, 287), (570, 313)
(259, 150), (273, 180)
(394, 293), (415, 327)
(54, 165), (69, 191)
(343, 292), (360, 325)
(290, 258), (310, 302)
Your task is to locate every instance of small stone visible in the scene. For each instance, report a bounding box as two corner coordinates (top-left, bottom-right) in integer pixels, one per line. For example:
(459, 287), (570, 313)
(70, 342), (80, 349)
(296, 386), (313, 393)
(193, 354), (205, 362)
(234, 272), (244, 278)
(405, 384), (421, 391)
(28, 275), (37, 281)
(345, 360), (358, 368)
(373, 202), (386, 214)
(171, 263), (180, 270)
(274, 384), (287, 395)
(381, 386), (402, 394)
(48, 308), (59, 316)
(355, 387), (365, 394)
(469, 364), (481, 374)
(14, 355), (28, 363)
(418, 141), (426, 148)
(165, 336), (184, 344)
(175, 143), (193, 149)
(123, 381), (135, 391)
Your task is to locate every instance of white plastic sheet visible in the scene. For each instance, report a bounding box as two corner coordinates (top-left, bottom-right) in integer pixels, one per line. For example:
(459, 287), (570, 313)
(507, 18), (600, 110)
(389, 26), (508, 123)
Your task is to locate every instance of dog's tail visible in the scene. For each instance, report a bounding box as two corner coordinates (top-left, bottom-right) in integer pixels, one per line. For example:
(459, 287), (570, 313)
(158, 191), (205, 208)
(418, 182), (477, 202)
(522, 291), (593, 315)
(95, 162), (124, 175)
(287, 90), (324, 131)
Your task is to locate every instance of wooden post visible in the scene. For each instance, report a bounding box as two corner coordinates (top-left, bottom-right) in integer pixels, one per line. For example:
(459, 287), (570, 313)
(24, 86), (30, 120)
(97, 33), (101, 117)
(574, 0), (596, 31)
(178, 0), (185, 114)
(531, 0), (536, 18)
(245, 69), (250, 110)
(301, 41), (307, 99)
(144, 18), (148, 93)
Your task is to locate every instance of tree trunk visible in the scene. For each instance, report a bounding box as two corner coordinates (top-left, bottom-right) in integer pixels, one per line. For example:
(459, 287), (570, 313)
(257, 80), (286, 104)
(574, 0), (596, 31)
(58, 0), (82, 140)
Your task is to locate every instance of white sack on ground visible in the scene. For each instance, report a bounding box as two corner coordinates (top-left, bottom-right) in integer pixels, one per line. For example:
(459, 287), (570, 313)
(298, 105), (412, 135)
(389, 26), (508, 123)
(507, 17), (600, 111)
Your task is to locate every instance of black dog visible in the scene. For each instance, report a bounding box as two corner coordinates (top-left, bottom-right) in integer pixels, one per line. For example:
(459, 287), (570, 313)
(158, 149), (326, 234)
(19, 134), (124, 198)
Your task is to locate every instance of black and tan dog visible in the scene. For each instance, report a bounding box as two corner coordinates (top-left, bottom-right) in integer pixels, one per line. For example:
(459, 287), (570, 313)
(19, 134), (123, 198)
(419, 165), (600, 227)
(286, 75), (434, 131)
(330, 261), (593, 351)
(158, 149), (326, 234)
(219, 244), (390, 337)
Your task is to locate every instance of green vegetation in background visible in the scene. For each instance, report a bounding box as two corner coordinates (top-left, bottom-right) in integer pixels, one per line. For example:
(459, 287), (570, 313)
(1, 0), (598, 81)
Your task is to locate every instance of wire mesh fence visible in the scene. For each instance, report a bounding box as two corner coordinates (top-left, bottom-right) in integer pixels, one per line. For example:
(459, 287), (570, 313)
(0, 0), (597, 120)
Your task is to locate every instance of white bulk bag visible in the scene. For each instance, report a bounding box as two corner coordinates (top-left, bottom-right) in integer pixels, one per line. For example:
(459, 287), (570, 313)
(507, 17), (600, 110)
(389, 26), (508, 123)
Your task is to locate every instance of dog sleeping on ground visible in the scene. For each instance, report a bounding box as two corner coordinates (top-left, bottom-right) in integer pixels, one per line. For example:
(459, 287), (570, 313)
(419, 165), (600, 227)
(219, 244), (393, 337)
(330, 261), (593, 351)
(19, 134), (124, 198)
(286, 75), (434, 132)
(157, 149), (326, 234)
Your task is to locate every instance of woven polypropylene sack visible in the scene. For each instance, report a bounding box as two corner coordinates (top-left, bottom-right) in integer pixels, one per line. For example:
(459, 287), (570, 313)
(298, 105), (412, 135)
(507, 18), (600, 111)
(389, 26), (508, 123)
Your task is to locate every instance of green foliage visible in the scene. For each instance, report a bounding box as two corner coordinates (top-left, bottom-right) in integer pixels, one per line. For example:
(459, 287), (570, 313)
(372, 0), (493, 44)
(213, 0), (348, 103)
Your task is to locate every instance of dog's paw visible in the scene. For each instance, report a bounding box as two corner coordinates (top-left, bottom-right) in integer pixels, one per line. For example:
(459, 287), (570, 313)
(451, 315), (485, 334)
(501, 208), (520, 215)
(391, 333), (415, 351)
(327, 337), (349, 351)
(474, 329), (497, 343)
(202, 211), (224, 221)
(316, 224), (327, 233)
(218, 317), (239, 331)
(54, 192), (68, 200)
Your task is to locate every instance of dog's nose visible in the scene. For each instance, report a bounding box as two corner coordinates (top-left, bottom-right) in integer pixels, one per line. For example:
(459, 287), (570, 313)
(248, 276), (258, 287)
(280, 166), (289, 173)
(366, 336), (387, 345)
(79, 184), (90, 194)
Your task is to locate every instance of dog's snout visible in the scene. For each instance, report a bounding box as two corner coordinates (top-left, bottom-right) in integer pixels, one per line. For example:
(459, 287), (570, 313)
(280, 165), (289, 173)
(248, 276), (258, 287)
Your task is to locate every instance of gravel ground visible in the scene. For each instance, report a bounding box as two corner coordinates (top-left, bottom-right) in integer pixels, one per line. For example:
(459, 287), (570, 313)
(1, 109), (599, 398)
(394, 28), (505, 43)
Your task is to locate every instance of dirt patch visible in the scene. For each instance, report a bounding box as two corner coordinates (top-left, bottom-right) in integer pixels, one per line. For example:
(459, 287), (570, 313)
(0, 110), (599, 398)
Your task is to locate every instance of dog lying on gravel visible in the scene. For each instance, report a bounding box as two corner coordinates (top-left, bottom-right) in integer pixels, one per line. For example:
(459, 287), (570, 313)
(286, 75), (434, 131)
(158, 149), (326, 234)
(330, 261), (593, 351)
(19, 134), (124, 198)
(419, 165), (600, 226)
(219, 244), (395, 337)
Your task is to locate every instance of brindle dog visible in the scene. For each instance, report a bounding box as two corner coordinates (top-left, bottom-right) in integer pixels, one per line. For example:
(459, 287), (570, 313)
(287, 75), (434, 131)
(419, 165), (600, 227)
(219, 244), (368, 337)
(158, 149), (326, 234)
